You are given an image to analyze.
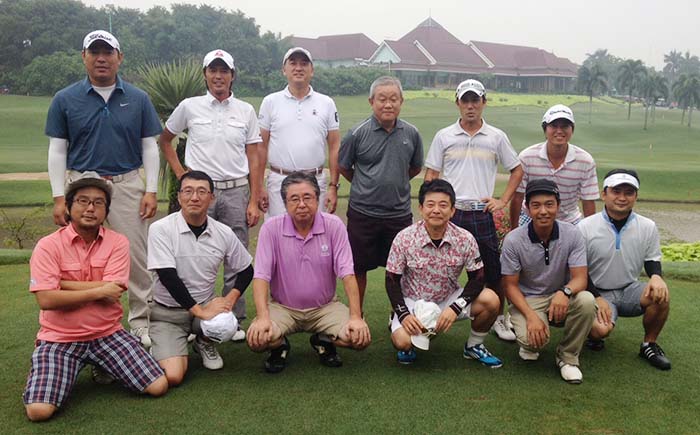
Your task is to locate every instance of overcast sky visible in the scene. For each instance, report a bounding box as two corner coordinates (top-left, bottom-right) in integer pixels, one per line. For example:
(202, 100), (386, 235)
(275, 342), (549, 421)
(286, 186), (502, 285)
(85, 0), (697, 69)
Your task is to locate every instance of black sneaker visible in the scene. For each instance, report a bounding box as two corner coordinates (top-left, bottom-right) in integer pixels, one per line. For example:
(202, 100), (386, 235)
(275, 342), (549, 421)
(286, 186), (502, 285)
(639, 342), (671, 370)
(585, 338), (605, 352)
(310, 333), (343, 367)
(264, 337), (290, 374)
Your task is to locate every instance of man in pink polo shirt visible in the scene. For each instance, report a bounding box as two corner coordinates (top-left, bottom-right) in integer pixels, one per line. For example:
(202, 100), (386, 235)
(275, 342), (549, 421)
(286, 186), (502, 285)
(247, 172), (370, 373)
(23, 175), (167, 422)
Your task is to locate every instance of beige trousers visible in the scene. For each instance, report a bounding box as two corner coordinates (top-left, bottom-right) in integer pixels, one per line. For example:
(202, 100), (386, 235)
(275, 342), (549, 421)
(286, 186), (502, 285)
(509, 291), (596, 366)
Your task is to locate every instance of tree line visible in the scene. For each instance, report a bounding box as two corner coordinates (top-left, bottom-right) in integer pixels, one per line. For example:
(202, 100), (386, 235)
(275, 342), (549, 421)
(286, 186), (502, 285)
(576, 49), (700, 127)
(0, 0), (387, 97)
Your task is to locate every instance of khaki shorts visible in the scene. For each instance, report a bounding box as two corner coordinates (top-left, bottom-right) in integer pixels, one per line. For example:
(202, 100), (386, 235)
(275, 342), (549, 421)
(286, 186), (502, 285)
(149, 302), (204, 361)
(268, 299), (349, 339)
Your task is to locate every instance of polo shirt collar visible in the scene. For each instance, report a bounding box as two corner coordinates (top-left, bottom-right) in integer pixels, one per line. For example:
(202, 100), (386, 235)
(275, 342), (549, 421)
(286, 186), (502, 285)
(81, 76), (125, 95)
(527, 220), (560, 244)
(66, 222), (105, 243)
(539, 142), (576, 163)
(417, 221), (457, 248)
(283, 85), (314, 100)
(602, 208), (637, 225)
(370, 115), (404, 131)
(282, 212), (326, 239)
(175, 211), (211, 236)
(453, 118), (489, 136)
(206, 90), (234, 105)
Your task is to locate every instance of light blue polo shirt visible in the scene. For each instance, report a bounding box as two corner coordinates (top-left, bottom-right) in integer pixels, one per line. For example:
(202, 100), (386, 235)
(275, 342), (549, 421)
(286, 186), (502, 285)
(45, 76), (162, 176)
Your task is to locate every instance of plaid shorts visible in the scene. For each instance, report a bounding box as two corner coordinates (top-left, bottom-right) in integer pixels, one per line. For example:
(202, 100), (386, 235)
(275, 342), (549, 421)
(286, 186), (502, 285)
(451, 209), (501, 287)
(23, 329), (164, 407)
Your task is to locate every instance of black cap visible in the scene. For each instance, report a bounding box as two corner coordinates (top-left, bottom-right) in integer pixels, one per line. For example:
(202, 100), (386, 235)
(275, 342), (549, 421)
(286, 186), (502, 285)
(525, 179), (559, 202)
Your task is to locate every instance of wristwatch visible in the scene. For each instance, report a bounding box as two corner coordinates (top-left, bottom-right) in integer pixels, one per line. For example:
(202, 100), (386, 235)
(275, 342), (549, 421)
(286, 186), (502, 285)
(454, 297), (468, 309)
(329, 182), (340, 189)
(560, 287), (573, 298)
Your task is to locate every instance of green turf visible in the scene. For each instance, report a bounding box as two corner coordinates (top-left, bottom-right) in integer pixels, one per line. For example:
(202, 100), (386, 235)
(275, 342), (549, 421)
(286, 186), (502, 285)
(0, 95), (51, 173)
(1, 263), (699, 433)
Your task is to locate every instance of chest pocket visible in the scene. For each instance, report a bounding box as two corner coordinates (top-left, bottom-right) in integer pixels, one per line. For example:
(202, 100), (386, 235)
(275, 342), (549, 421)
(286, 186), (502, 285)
(188, 118), (214, 144)
(225, 119), (248, 145)
(60, 261), (82, 281)
(90, 258), (108, 281)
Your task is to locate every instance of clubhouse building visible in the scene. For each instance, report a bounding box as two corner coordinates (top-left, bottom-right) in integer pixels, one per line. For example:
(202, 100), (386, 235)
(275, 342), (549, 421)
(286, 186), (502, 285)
(291, 18), (578, 93)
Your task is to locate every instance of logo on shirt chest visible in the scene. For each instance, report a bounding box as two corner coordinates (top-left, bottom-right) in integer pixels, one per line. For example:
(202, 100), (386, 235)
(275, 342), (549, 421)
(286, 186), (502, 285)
(312, 109), (317, 116)
(320, 244), (330, 257)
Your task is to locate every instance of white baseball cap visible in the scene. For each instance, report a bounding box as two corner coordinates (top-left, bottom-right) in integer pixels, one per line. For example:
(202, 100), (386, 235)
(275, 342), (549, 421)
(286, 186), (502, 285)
(83, 30), (120, 51)
(200, 311), (238, 343)
(283, 47), (313, 65)
(456, 79), (486, 99)
(410, 300), (441, 351)
(203, 49), (235, 70)
(542, 104), (575, 124)
(603, 173), (640, 190)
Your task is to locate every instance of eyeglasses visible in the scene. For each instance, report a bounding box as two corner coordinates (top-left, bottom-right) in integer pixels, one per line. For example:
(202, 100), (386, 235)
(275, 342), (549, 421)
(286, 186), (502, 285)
(179, 188), (211, 198)
(286, 194), (317, 206)
(74, 196), (107, 208)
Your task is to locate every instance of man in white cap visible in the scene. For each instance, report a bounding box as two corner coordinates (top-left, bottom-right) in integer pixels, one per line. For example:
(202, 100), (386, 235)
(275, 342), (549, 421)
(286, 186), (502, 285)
(23, 175), (168, 422)
(424, 79), (523, 342)
(578, 169), (671, 370)
(159, 49), (262, 336)
(386, 179), (502, 366)
(257, 47), (341, 217)
(147, 171), (253, 384)
(45, 30), (162, 348)
(510, 104), (599, 229)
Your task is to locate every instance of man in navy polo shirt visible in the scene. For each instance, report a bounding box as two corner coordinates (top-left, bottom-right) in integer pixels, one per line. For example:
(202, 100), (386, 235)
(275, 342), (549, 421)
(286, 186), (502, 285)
(45, 30), (162, 350)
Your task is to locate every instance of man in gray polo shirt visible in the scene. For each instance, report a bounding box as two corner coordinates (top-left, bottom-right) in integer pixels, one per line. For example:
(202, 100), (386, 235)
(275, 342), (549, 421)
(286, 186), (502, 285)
(578, 169), (671, 370)
(501, 179), (595, 384)
(339, 76), (424, 306)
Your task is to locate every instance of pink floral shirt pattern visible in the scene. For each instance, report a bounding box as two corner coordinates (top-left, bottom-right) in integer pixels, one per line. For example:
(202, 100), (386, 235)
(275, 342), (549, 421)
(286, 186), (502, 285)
(386, 221), (483, 303)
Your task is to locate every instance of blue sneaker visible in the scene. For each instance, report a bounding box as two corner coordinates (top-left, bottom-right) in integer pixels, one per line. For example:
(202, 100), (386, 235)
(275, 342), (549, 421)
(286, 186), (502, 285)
(463, 343), (503, 368)
(397, 349), (417, 365)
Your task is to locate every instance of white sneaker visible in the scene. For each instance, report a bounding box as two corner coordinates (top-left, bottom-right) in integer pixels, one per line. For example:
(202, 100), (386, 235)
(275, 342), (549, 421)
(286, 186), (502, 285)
(231, 328), (246, 342)
(193, 336), (224, 370)
(518, 347), (540, 361)
(505, 312), (515, 331)
(187, 334), (196, 343)
(131, 327), (152, 349)
(492, 315), (516, 342)
(559, 362), (583, 384)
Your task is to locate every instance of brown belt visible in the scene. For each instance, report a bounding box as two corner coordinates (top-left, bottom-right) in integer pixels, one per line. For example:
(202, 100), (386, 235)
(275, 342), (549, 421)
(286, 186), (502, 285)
(269, 165), (324, 176)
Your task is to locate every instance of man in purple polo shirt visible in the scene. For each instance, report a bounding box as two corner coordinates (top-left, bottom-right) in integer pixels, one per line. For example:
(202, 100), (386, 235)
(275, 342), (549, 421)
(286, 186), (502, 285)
(247, 172), (371, 373)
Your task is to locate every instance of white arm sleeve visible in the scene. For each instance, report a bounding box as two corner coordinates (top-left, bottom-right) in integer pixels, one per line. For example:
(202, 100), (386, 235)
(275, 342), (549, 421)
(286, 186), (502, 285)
(142, 136), (159, 193)
(48, 137), (68, 197)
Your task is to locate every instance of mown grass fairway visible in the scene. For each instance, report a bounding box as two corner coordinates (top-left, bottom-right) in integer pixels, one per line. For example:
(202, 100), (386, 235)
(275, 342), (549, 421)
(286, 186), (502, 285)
(1, 262), (699, 434)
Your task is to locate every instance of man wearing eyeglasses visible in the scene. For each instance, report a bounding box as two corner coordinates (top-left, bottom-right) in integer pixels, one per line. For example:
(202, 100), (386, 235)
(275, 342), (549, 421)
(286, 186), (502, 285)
(45, 30), (162, 349)
(23, 175), (168, 422)
(147, 171), (253, 384)
(247, 172), (370, 374)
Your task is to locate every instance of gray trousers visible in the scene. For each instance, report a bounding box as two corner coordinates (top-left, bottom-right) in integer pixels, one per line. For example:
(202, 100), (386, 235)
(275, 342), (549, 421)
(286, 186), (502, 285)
(207, 184), (250, 320)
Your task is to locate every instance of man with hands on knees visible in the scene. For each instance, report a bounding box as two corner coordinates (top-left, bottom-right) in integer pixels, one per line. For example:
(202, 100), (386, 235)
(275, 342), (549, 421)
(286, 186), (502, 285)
(386, 179), (503, 366)
(23, 175), (167, 422)
(247, 172), (370, 373)
(501, 179), (596, 384)
(578, 169), (671, 370)
(147, 171), (253, 385)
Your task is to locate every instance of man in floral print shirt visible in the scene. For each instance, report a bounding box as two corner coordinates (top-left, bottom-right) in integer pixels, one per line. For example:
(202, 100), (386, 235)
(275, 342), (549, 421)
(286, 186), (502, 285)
(385, 179), (503, 366)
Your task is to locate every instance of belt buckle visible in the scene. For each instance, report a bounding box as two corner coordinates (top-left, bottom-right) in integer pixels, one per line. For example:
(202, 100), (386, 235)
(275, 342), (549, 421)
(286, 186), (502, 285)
(470, 202), (486, 211)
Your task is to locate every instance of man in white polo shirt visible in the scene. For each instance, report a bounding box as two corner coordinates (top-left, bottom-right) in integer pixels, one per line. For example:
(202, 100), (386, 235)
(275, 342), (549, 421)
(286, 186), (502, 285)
(510, 104), (598, 229)
(147, 171), (253, 384)
(159, 49), (261, 332)
(578, 169), (671, 370)
(424, 79), (523, 342)
(257, 47), (341, 216)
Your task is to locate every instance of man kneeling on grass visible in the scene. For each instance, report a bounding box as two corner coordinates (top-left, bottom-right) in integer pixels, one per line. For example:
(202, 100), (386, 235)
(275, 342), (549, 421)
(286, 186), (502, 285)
(578, 169), (671, 370)
(23, 175), (167, 422)
(147, 171), (253, 385)
(385, 179), (503, 366)
(247, 172), (371, 373)
(501, 179), (596, 384)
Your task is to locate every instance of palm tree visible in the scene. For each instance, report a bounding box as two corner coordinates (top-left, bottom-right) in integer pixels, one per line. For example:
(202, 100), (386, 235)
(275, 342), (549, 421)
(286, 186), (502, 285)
(617, 59), (647, 120)
(672, 74), (700, 127)
(577, 64), (608, 124)
(679, 51), (700, 76)
(641, 73), (668, 130)
(138, 60), (205, 212)
(663, 50), (683, 85)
